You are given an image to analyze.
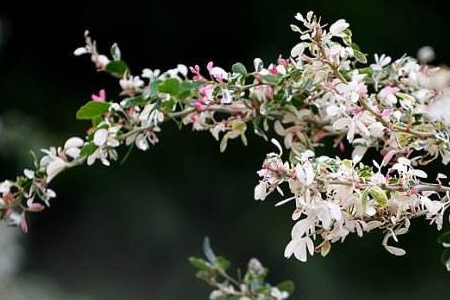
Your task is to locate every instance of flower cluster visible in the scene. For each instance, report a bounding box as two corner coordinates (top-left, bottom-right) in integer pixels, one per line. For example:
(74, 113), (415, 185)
(2, 11), (450, 268)
(256, 139), (450, 261)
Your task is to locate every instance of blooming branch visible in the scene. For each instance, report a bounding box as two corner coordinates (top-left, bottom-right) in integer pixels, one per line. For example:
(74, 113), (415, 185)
(2, 11), (450, 269)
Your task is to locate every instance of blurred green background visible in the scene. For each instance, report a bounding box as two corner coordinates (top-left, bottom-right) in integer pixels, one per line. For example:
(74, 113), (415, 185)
(1, 0), (450, 299)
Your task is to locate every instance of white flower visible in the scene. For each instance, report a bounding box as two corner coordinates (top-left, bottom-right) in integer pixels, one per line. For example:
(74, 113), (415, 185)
(391, 157), (410, 174)
(426, 90), (450, 122)
(270, 287), (289, 300)
(46, 157), (68, 183)
(87, 148), (117, 166)
(73, 47), (89, 56)
(120, 76), (144, 91)
(352, 145), (367, 163)
(294, 12), (305, 22)
(329, 19), (349, 36)
(290, 43), (305, 58)
(64, 137), (84, 159)
(0, 181), (12, 194)
(254, 182), (268, 201)
(295, 162), (314, 186)
(335, 74), (367, 102)
(209, 290), (224, 300)
(284, 236), (314, 262)
(378, 86), (399, 106)
(164, 64), (189, 78)
(142, 68), (161, 80)
(93, 128), (120, 148)
(248, 258), (264, 273)
(98, 55), (110, 66)
(23, 169), (35, 179)
(253, 58), (263, 72)
(88, 128), (120, 166)
(368, 121), (384, 138)
(135, 134), (149, 151)
(139, 104), (165, 127)
(177, 64), (188, 77)
(326, 105), (342, 117)
(370, 54), (391, 72)
(210, 122), (226, 141)
(93, 129), (109, 146)
(382, 234), (406, 256)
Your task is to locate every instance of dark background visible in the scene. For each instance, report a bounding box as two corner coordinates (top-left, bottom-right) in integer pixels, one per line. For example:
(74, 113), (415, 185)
(1, 0), (450, 299)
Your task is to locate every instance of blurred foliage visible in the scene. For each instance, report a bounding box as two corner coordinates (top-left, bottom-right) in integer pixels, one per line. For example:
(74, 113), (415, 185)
(1, 0), (450, 299)
(189, 238), (295, 300)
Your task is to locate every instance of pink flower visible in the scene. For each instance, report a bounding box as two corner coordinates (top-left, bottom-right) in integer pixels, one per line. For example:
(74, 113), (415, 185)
(27, 199), (45, 212)
(378, 86), (399, 105)
(193, 100), (207, 111)
(20, 213), (28, 233)
(91, 89), (106, 102)
(199, 85), (215, 104)
(380, 108), (392, 117)
(189, 113), (199, 122)
(207, 61), (228, 82)
(189, 65), (204, 81)
(269, 64), (278, 74)
(313, 130), (326, 142)
(277, 57), (289, 67)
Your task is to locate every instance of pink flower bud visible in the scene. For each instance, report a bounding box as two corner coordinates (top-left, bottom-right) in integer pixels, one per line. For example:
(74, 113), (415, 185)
(193, 101), (207, 111)
(91, 89), (106, 102)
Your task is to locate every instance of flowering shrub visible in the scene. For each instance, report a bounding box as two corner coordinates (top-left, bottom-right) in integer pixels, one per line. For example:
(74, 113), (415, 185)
(1, 11), (450, 273)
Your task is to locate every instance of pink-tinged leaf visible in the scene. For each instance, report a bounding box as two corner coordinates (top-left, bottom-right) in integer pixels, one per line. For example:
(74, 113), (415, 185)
(20, 213), (28, 233)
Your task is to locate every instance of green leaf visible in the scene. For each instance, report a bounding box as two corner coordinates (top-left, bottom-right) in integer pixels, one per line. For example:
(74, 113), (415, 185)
(353, 50), (367, 64)
(438, 230), (450, 246)
(441, 249), (450, 270)
(80, 142), (97, 157)
(30, 150), (38, 168)
(261, 74), (279, 85)
(254, 285), (270, 295)
(220, 133), (230, 153)
(76, 101), (110, 120)
(203, 237), (216, 264)
(92, 116), (103, 127)
(358, 66), (374, 78)
(232, 62), (247, 75)
(277, 280), (295, 294)
(290, 69), (303, 82)
(188, 257), (211, 271)
(351, 43), (361, 51)
(396, 92), (415, 103)
(150, 80), (159, 98)
(342, 29), (352, 45)
(178, 81), (199, 100)
(240, 134), (248, 146)
(105, 60), (129, 77)
(122, 95), (148, 109)
(368, 186), (388, 208)
(158, 78), (181, 96)
(110, 43), (121, 61)
(215, 256), (230, 271)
